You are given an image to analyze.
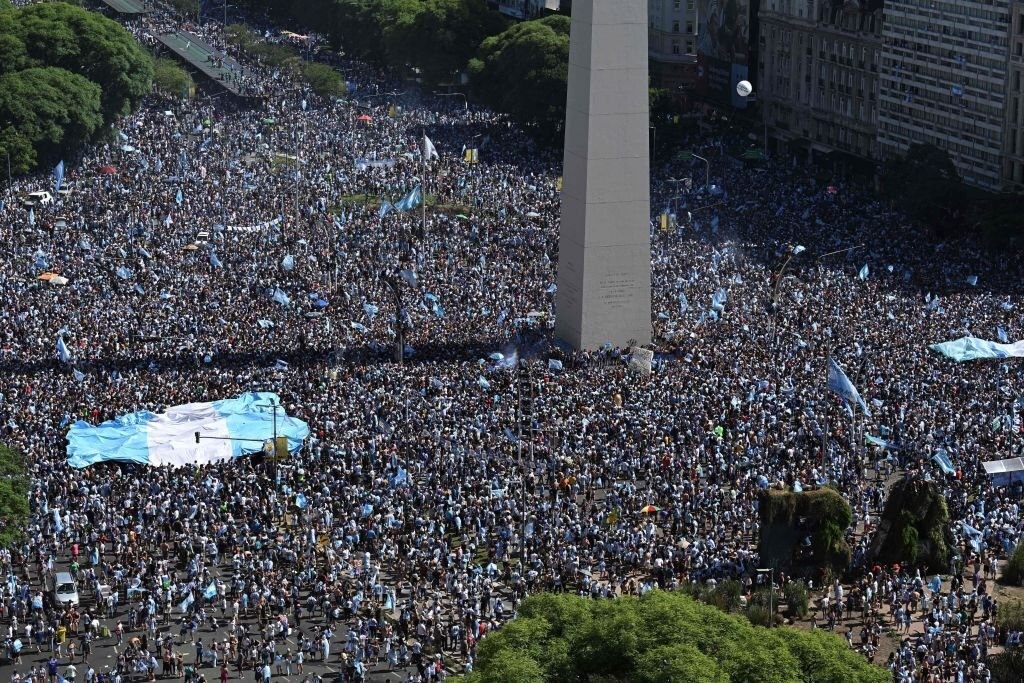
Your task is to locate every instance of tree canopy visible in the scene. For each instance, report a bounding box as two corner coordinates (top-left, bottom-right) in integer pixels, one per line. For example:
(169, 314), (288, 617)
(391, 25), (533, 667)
(0, 444), (29, 550)
(467, 15), (569, 133)
(458, 591), (889, 683)
(880, 143), (968, 233)
(0, 2), (152, 171)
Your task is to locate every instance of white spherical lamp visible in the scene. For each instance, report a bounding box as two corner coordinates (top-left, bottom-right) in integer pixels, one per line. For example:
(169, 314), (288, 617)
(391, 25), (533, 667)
(736, 80), (753, 97)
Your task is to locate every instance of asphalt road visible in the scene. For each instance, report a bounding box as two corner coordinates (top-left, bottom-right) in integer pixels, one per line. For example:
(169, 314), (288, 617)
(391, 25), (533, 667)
(2, 560), (446, 683)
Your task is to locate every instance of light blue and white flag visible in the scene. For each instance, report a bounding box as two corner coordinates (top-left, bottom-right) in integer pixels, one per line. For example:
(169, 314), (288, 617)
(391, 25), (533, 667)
(175, 188), (183, 205)
(858, 264), (869, 280)
(678, 292), (688, 315)
(826, 357), (871, 416)
(400, 268), (418, 288)
(73, 368), (86, 383)
(363, 303), (379, 321)
(210, 252), (222, 268)
(389, 467), (408, 488)
(281, 254), (295, 271)
(179, 593), (194, 613)
(272, 288), (290, 306)
(394, 185), (422, 212)
(116, 266), (132, 280)
(203, 581), (217, 599)
(929, 336), (1024, 362)
(53, 160), (65, 195)
(28, 208), (34, 226)
(350, 321), (368, 332)
(932, 449), (955, 475)
(966, 275), (978, 286)
(477, 376), (491, 390)
(865, 434), (899, 451)
(960, 521), (983, 552)
(997, 326), (1009, 344)
(792, 245), (806, 255)
(377, 200), (394, 218)
(548, 359), (564, 371)
(295, 493), (308, 509)
(66, 392), (309, 468)
(57, 337), (71, 363)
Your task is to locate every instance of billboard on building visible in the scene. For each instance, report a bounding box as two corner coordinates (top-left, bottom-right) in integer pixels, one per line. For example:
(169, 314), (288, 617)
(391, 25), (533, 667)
(696, 0), (751, 108)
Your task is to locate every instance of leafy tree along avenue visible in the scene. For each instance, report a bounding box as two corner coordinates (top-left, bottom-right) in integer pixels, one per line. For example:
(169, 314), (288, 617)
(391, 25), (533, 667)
(0, 1), (153, 172)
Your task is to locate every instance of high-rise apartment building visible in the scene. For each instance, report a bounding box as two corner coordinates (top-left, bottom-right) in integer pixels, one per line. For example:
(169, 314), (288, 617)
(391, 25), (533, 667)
(649, 0), (699, 93)
(757, 1), (883, 161)
(877, 0), (1012, 190)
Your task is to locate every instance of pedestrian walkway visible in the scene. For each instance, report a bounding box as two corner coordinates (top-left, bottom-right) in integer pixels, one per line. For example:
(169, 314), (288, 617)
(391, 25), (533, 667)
(158, 30), (246, 96)
(100, 0), (153, 14)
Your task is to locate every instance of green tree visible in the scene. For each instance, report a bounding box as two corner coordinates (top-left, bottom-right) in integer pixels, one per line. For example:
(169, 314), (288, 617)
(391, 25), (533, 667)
(381, 0), (506, 85)
(301, 62), (347, 99)
(635, 644), (728, 683)
(468, 14), (569, 133)
(881, 143), (968, 233)
(14, 3), (153, 120)
(153, 57), (194, 98)
(0, 444), (29, 550)
(0, 67), (103, 167)
(455, 591), (889, 683)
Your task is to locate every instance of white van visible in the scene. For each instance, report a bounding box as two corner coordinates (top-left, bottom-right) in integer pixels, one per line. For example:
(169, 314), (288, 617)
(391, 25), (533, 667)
(54, 571), (79, 606)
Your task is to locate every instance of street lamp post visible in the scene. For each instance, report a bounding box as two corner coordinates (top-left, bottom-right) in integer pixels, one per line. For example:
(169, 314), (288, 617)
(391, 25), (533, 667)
(689, 153), (710, 191)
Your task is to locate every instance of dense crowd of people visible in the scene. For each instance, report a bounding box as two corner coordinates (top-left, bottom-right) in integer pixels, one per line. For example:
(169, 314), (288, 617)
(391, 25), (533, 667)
(1, 3), (1023, 682)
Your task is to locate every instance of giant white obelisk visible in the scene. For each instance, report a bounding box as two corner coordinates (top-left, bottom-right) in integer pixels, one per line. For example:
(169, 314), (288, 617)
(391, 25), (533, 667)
(555, 0), (652, 350)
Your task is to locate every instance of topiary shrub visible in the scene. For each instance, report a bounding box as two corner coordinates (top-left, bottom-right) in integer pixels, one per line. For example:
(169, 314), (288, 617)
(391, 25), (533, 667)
(1000, 544), (1024, 586)
(868, 478), (951, 572)
(758, 488), (854, 580)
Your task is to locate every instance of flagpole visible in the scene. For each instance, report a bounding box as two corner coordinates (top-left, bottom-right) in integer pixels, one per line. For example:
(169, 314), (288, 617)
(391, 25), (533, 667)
(421, 127), (427, 255)
(822, 358), (829, 468)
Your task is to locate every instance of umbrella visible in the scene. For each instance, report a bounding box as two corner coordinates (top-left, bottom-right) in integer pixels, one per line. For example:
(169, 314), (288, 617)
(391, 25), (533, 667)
(357, 114), (372, 122)
(49, 275), (69, 286)
(455, 214), (469, 220)
(96, 165), (117, 175)
(525, 211), (541, 218)
(639, 505), (661, 514)
(183, 244), (199, 251)
(38, 272), (57, 281)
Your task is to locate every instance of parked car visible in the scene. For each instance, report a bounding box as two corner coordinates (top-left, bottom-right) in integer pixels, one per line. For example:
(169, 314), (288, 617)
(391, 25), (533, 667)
(53, 571), (79, 606)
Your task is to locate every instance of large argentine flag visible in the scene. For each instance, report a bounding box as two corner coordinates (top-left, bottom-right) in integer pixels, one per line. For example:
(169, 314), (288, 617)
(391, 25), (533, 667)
(66, 392), (309, 468)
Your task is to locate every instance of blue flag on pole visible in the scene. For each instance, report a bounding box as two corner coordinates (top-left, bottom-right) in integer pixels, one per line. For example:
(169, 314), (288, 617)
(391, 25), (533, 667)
(53, 160), (64, 195)
(858, 264), (869, 280)
(548, 358), (564, 371)
(56, 337), (71, 363)
(203, 581), (217, 599)
(394, 185), (423, 212)
(272, 288), (290, 306)
(378, 200), (393, 218)
(175, 188), (183, 205)
(826, 357), (871, 416)
(210, 252), (222, 268)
